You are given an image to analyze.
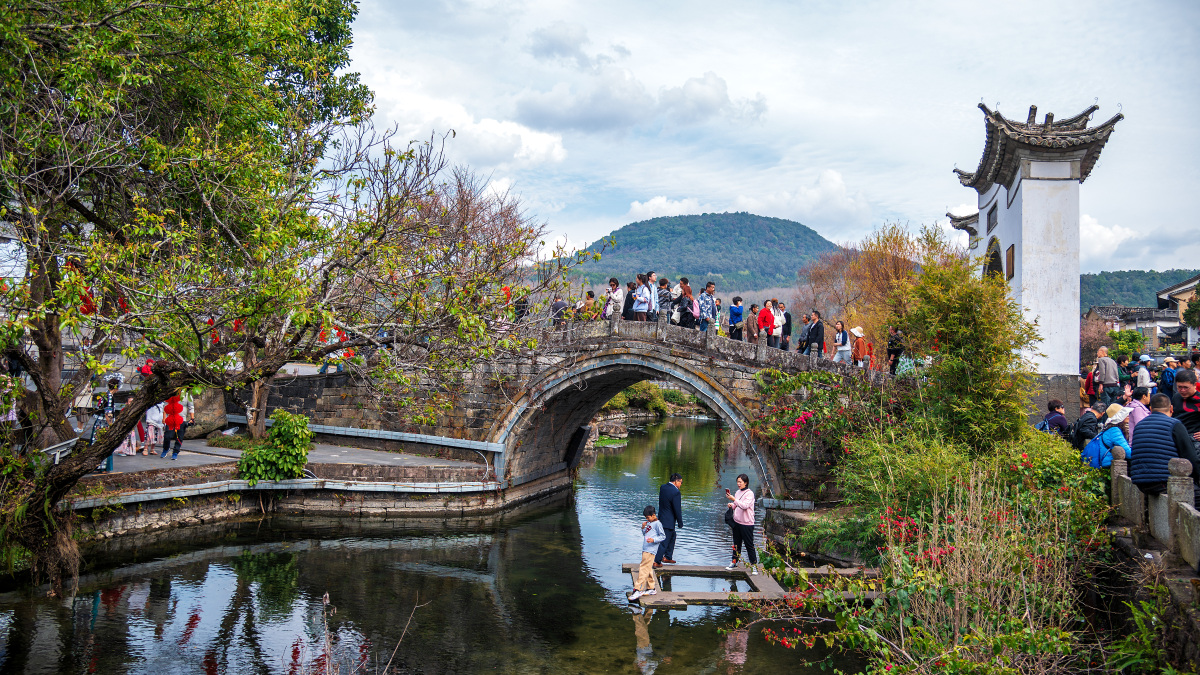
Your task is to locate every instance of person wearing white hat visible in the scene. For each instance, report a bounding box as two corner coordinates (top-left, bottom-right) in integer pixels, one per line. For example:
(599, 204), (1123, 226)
(850, 327), (868, 369)
(1081, 403), (1133, 467)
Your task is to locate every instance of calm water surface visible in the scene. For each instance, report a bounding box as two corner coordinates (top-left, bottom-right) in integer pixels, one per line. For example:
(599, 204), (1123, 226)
(0, 418), (853, 674)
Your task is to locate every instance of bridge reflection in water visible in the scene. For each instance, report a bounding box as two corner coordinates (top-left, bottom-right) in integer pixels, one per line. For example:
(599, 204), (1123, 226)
(0, 419), (856, 674)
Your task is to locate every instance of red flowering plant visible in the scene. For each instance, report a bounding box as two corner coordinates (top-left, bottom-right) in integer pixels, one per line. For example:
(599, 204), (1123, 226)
(748, 368), (912, 457)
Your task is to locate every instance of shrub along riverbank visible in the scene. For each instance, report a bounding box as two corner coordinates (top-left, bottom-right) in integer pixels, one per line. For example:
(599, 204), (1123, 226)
(741, 229), (1180, 673)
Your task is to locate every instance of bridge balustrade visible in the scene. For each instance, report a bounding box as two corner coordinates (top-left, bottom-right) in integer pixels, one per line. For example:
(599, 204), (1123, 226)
(1110, 447), (1200, 568)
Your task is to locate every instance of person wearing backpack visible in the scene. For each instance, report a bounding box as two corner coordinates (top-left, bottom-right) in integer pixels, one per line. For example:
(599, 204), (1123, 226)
(1081, 404), (1132, 468)
(1037, 399), (1070, 438)
(1160, 356), (1179, 399)
(1071, 402), (1104, 450)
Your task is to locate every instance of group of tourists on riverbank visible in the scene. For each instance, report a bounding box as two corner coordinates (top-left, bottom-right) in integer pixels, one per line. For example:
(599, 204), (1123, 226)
(1044, 348), (1200, 504)
(555, 274), (905, 373)
(628, 471), (758, 603)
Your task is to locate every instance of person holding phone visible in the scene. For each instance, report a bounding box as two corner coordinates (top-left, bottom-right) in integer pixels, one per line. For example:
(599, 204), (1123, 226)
(725, 473), (758, 573)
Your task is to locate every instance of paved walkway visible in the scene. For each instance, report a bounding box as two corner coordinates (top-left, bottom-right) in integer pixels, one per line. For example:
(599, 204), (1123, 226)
(99, 439), (480, 475)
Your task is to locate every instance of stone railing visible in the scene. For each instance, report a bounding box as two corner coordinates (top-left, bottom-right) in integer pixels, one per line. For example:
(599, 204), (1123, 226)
(1110, 448), (1200, 567)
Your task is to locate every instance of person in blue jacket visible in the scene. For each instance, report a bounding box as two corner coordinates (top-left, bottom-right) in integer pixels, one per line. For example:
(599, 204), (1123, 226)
(1082, 404), (1132, 468)
(655, 473), (684, 567)
(1131, 394), (1200, 505)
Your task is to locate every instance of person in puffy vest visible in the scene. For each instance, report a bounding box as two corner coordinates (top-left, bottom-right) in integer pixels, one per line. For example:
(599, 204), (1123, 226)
(1130, 393), (1200, 504)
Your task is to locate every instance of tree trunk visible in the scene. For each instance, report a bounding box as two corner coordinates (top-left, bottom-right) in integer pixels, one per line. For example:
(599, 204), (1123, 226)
(249, 377), (271, 439)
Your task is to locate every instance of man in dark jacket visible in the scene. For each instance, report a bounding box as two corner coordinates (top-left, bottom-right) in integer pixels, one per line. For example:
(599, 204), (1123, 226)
(1041, 399), (1070, 439)
(779, 304), (793, 352)
(655, 473), (684, 567)
(1131, 394), (1200, 503)
(1072, 402), (1103, 450)
(805, 310), (825, 357)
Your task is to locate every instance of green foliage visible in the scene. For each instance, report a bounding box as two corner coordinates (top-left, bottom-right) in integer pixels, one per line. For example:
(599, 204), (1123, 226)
(897, 253), (1040, 454)
(1108, 329), (1146, 358)
(574, 212), (838, 291)
(236, 410), (313, 486)
(661, 389), (690, 405)
(601, 392), (628, 412)
(1110, 584), (1194, 674)
(1080, 269), (1199, 313)
(622, 382), (669, 417)
(1184, 300), (1200, 330)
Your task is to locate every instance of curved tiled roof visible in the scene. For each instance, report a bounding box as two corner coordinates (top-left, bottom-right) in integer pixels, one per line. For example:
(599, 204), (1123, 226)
(946, 211), (979, 237)
(954, 103), (1123, 194)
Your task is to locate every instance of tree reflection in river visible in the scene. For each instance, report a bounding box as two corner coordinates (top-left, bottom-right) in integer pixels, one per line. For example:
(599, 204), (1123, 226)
(0, 418), (852, 674)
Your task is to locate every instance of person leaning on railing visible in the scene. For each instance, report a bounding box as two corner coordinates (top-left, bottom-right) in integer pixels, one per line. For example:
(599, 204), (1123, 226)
(1130, 393), (1200, 506)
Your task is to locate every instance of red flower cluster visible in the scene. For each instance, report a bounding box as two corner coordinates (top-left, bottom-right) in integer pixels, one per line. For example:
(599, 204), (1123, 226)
(877, 507), (921, 544)
(785, 411), (815, 439)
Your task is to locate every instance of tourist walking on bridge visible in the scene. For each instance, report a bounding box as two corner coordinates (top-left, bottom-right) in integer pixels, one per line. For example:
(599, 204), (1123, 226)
(851, 327), (869, 368)
(656, 279), (671, 320)
(725, 473), (758, 573)
(831, 321), (852, 364)
(654, 473), (683, 567)
(622, 282), (637, 321)
(632, 275), (651, 321)
(805, 310), (825, 357)
(728, 297), (744, 341)
(757, 301), (776, 347)
(745, 304), (759, 344)
(604, 278), (623, 320)
(769, 300), (784, 348)
(698, 282), (717, 332)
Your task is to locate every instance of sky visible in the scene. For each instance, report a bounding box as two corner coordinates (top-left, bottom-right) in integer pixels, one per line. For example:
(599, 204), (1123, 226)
(349, 0), (1199, 274)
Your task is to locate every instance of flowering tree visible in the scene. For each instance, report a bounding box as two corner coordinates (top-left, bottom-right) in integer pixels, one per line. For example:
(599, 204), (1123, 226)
(0, 0), (585, 593)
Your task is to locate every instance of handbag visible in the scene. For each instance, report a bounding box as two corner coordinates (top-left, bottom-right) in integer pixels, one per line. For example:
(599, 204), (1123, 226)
(671, 308), (681, 323)
(724, 505), (736, 528)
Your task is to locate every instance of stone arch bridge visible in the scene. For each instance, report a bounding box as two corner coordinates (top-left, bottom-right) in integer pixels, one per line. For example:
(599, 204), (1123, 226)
(242, 320), (890, 503)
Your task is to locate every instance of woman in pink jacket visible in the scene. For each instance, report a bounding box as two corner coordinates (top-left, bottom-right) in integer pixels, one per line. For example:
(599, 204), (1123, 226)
(724, 473), (758, 573)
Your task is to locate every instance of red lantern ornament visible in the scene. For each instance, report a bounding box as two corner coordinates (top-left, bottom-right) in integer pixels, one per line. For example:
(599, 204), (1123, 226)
(164, 395), (184, 431)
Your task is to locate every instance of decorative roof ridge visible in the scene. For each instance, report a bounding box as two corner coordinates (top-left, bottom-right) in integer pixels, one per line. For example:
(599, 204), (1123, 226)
(955, 102), (1123, 193)
(946, 211), (979, 237)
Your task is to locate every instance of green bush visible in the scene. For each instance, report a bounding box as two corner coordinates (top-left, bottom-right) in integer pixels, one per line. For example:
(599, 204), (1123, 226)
(601, 392), (628, 412)
(236, 410), (313, 486)
(896, 250), (1040, 454)
(661, 389), (689, 405)
(623, 381), (669, 417)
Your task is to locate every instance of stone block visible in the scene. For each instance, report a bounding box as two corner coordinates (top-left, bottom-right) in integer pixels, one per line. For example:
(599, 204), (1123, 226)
(1174, 503), (1200, 570)
(1149, 493), (1172, 545)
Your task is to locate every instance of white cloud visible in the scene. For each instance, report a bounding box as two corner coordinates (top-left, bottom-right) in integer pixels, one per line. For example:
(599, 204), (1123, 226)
(626, 196), (709, 221)
(527, 21), (594, 69)
(733, 170), (870, 229)
(1079, 213), (1143, 263)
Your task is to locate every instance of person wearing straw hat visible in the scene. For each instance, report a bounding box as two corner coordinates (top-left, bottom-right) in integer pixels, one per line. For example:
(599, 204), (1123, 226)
(850, 327), (868, 369)
(1081, 403), (1133, 468)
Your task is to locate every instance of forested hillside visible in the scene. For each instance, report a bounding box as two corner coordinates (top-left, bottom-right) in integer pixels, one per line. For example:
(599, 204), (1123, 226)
(575, 212), (837, 291)
(1080, 269), (1199, 312)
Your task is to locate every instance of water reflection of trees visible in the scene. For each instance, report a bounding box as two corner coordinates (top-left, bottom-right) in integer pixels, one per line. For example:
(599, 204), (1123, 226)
(591, 419), (724, 496)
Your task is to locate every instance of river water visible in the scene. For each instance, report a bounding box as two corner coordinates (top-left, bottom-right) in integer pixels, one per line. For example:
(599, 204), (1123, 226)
(0, 418), (851, 674)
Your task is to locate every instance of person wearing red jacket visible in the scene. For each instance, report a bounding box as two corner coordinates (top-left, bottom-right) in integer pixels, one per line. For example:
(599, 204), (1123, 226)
(757, 300), (776, 347)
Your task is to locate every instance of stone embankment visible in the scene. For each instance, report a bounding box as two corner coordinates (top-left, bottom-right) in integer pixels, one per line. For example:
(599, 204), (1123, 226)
(68, 458), (566, 541)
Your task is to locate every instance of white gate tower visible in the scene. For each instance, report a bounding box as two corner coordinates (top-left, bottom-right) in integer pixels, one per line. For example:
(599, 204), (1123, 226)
(951, 103), (1122, 409)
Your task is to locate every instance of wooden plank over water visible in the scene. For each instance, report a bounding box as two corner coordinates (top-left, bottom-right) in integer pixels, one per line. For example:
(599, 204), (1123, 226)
(620, 562), (879, 609)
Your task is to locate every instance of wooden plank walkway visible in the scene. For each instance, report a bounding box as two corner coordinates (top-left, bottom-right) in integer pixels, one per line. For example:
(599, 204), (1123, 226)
(620, 563), (878, 609)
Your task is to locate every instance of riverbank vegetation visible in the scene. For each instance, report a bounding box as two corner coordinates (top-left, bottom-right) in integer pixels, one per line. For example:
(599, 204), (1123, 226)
(600, 381), (707, 418)
(743, 226), (1154, 673)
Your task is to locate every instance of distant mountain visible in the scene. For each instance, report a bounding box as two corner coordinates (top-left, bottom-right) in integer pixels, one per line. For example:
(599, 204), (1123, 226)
(575, 212), (838, 291)
(1080, 269), (1199, 313)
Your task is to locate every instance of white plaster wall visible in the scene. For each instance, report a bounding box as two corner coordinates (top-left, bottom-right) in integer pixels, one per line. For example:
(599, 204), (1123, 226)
(1018, 163), (1080, 376)
(970, 162), (1080, 376)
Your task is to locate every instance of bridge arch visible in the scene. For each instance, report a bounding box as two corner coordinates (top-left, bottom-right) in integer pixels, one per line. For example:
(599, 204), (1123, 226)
(487, 347), (777, 496)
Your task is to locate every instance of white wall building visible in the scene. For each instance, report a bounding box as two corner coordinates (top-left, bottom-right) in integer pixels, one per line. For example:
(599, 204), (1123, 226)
(951, 104), (1122, 378)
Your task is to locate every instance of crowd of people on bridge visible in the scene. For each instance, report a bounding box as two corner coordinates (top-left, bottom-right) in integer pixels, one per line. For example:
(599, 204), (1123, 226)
(1042, 346), (1200, 505)
(551, 273), (908, 374)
